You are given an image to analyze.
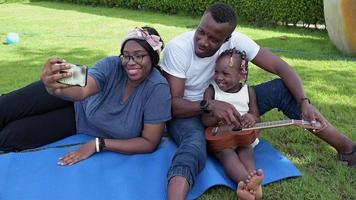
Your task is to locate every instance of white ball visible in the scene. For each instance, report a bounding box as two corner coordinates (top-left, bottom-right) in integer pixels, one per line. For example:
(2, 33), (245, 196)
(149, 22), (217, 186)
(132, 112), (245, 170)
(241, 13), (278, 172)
(6, 32), (20, 45)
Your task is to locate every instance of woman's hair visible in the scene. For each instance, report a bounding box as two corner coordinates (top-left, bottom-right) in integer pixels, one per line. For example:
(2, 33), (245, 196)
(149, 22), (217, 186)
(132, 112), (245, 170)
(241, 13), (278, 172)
(120, 26), (164, 72)
(216, 48), (248, 82)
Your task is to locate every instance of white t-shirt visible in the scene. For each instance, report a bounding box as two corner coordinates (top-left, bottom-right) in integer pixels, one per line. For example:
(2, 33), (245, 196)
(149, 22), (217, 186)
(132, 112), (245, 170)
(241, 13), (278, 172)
(161, 31), (260, 101)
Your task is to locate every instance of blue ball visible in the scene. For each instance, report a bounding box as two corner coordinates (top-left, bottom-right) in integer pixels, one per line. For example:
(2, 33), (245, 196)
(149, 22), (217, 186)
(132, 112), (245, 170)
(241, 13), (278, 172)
(6, 32), (20, 45)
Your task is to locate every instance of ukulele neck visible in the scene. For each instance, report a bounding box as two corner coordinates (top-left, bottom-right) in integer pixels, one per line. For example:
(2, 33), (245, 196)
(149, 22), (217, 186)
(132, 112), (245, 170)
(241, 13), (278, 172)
(242, 119), (296, 131)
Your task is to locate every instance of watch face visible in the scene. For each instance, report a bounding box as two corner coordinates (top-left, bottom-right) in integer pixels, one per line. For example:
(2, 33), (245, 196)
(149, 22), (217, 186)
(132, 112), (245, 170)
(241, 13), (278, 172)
(200, 100), (207, 107)
(200, 100), (209, 112)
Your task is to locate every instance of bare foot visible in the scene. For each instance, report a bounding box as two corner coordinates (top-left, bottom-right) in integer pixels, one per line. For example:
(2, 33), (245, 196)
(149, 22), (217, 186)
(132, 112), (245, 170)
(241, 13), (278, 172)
(245, 169), (264, 190)
(245, 169), (264, 200)
(236, 181), (255, 200)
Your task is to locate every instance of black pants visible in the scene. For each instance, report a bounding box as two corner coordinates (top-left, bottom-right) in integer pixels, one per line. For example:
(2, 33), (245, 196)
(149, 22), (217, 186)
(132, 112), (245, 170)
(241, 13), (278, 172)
(0, 81), (76, 152)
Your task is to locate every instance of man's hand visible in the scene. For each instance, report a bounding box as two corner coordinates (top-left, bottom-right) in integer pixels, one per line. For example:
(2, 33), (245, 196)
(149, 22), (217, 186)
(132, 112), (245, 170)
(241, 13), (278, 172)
(40, 58), (72, 92)
(300, 101), (328, 132)
(58, 140), (96, 166)
(209, 99), (242, 127)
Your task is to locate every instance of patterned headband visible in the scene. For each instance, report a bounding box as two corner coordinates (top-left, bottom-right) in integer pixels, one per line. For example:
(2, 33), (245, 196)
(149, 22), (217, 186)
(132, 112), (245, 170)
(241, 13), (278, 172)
(121, 27), (163, 54)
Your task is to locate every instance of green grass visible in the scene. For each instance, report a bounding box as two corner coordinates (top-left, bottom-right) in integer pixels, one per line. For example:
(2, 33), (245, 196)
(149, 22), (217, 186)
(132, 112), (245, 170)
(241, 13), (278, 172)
(1, 2), (355, 200)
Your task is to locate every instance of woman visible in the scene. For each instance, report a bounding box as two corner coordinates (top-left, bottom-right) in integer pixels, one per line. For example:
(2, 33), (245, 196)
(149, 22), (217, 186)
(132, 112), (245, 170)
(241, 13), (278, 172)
(0, 27), (172, 166)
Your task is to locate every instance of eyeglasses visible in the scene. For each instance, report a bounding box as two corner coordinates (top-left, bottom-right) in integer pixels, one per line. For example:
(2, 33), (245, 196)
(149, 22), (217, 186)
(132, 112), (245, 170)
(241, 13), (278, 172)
(120, 54), (148, 64)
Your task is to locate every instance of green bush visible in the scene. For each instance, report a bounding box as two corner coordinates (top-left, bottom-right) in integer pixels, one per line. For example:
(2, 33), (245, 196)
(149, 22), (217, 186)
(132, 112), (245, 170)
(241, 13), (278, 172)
(51, 0), (325, 26)
(226, 0), (324, 26)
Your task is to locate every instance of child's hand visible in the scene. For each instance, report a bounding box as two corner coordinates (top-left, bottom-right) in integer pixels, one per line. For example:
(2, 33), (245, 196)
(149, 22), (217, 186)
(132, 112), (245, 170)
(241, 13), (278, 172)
(58, 140), (96, 166)
(241, 113), (257, 128)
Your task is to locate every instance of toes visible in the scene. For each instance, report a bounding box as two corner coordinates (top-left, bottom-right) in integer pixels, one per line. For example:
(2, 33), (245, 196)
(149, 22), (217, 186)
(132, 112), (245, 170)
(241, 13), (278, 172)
(238, 181), (245, 190)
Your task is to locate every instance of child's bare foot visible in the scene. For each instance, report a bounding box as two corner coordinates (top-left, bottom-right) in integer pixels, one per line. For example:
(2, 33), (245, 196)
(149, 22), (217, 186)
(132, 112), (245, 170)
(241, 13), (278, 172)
(245, 169), (264, 190)
(236, 181), (255, 200)
(245, 169), (264, 200)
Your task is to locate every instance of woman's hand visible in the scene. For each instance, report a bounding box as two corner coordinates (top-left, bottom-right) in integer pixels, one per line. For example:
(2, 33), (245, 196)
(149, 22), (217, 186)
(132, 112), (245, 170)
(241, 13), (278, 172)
(300, 102), (328, 132)
(40, 58), (72, 92)
(58, 140), (96, 166)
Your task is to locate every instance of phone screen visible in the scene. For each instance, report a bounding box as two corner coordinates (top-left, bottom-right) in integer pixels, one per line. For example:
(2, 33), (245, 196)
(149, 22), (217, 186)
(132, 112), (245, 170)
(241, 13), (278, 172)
(58, 64), (88, 87)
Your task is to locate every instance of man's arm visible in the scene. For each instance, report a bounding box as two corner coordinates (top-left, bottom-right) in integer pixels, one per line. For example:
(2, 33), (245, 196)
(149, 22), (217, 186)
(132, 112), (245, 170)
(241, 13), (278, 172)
(165, 72), (242, 127)
(252, 47), (306, 101)
(164, 72), (201, 118)
(162, 36), (240, 125)
(246, 86), (260, 122)
(201, 86), (219, 126)
(251, 47), (324, 125)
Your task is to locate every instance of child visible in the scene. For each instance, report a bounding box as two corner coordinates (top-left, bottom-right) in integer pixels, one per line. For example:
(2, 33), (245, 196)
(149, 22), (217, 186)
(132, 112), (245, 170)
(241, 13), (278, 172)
(201, 48), (264, 200)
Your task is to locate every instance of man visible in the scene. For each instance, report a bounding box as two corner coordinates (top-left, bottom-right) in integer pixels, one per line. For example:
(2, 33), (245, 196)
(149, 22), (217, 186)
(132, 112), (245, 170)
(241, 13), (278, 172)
(161, 2), (355, 200)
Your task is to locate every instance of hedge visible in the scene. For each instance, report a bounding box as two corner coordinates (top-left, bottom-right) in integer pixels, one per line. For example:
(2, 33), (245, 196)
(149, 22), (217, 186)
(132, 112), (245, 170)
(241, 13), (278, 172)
(232, 0), (324, 26)
(51, 0), (325, 26)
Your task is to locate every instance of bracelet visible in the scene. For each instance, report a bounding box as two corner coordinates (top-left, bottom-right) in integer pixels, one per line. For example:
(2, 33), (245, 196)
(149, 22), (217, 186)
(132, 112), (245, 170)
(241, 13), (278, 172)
(298, 97), (311, 109)
(95, 137), (100, 153)
(299, 97), (311, 104)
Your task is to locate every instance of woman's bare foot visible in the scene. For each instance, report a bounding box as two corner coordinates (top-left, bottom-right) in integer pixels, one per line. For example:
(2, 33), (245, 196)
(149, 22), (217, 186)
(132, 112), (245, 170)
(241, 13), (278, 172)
(245, 169), (264, 200)
(236, 181), (255, 200)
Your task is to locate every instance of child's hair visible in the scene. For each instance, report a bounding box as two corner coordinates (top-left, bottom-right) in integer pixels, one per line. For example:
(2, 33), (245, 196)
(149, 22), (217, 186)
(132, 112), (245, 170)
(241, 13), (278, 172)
(216, 48), (248, 83)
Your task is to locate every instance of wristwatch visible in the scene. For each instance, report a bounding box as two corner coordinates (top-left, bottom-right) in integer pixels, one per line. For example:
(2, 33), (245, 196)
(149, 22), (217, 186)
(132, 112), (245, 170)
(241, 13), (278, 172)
(200, 100), (210, 113)
(99, 138), (106, 152)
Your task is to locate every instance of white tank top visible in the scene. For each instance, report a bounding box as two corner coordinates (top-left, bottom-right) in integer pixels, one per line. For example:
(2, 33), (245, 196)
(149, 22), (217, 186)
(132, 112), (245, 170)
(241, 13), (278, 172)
(211, 82), (259, 147)
(211, 82), (250, 115)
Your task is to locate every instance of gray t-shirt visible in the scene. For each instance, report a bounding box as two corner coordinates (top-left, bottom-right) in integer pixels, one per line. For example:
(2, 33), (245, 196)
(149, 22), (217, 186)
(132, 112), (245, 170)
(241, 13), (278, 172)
(74, 56), (171, 139)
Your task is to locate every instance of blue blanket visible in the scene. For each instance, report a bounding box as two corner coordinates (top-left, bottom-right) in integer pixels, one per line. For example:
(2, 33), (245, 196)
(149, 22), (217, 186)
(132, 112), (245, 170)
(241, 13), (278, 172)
(0, 134), (302, 200)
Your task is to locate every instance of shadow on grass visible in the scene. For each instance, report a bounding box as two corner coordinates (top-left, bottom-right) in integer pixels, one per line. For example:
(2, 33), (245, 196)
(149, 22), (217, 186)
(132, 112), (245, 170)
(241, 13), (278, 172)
(255, 36), (356, 61)
(27, 2), (329, 37)
(248, 68), (356, 128)
(3, 2), (355, 116)
(0, 45), (107, 92)
(27, 2), (356, 61)
(27, 1), (199, 29)
(22, 2), (332, 37)
(250, 65), (355, 100)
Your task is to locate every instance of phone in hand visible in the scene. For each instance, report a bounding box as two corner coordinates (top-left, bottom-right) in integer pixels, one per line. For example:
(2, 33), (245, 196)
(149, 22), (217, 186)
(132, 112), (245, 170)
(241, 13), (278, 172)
(58, 63), (88, 87)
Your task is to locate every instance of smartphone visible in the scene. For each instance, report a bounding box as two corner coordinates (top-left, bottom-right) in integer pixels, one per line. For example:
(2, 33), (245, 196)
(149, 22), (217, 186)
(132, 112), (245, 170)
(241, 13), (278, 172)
(58, 64), (88, 87)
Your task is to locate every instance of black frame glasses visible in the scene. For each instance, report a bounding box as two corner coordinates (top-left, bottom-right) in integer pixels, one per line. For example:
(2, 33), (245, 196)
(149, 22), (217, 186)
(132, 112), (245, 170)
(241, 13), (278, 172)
(120, 54), (148, 64)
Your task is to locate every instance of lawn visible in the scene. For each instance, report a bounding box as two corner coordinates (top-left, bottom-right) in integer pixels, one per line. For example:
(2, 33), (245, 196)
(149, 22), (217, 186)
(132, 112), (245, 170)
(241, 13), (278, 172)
(0, 2), (355, 200)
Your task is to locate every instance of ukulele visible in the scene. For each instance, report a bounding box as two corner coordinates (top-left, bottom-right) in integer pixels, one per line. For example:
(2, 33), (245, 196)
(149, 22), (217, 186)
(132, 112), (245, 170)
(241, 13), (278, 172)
(205, 119), (321, 153)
